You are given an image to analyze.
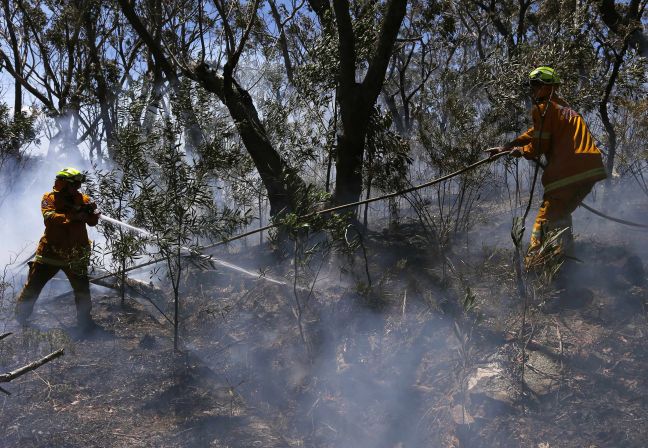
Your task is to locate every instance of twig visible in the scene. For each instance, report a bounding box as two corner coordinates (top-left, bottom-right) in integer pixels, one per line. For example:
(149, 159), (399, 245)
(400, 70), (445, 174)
(0, 332), (12, 341)
(525, 362), (561, 380)
(0, 348), (64, 383)
(307, 396), (321, 416)
(402, 289), (408, 316)
(292, 239), (309, 356)
(554, 317), (564, 370)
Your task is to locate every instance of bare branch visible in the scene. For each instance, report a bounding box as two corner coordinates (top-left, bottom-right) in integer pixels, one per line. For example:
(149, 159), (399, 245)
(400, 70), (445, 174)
(0, 49), (54, 109)
(213, 0), (236, 57)
(117, 0), (178, 84)
(231, 0), (261, 68)
(0, 349), (65, 384)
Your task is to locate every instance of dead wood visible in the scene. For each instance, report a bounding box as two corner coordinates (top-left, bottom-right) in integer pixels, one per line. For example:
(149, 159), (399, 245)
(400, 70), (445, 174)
(0, 348), (65, 383)
(91, 272), (167, 302)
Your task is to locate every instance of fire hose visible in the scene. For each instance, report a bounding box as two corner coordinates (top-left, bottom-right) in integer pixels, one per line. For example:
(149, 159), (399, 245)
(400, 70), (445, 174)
(90, 151), (513, 283)
(15, 150), (648, 282)
(579, 202), (648, 229)
(93, 151), (648, 283)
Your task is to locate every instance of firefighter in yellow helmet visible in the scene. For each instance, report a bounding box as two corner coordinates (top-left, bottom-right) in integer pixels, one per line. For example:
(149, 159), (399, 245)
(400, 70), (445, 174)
(15, 168), (100, 331)
(490, 66), (607, 266)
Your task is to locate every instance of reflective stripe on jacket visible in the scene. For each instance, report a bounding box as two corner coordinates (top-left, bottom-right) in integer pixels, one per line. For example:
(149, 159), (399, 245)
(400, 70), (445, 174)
(510, 96), (607, 193)
(36, 182), (99, 265)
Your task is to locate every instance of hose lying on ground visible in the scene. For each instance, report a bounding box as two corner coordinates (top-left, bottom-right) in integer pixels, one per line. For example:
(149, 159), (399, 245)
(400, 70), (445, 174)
(580, 202), (648, 230)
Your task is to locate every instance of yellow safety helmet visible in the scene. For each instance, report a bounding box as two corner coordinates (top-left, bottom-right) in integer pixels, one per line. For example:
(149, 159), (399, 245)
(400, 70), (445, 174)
(528, 66), (561, 85)
(56, 167), (86, 183)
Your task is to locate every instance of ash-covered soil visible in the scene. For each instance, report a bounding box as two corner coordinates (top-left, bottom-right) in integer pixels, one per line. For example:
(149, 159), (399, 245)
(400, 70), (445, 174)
(1, 220), (647, 448)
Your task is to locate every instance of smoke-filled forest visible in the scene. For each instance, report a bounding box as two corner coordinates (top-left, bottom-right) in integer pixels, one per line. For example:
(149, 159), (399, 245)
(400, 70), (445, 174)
(1, 0), (647, 447)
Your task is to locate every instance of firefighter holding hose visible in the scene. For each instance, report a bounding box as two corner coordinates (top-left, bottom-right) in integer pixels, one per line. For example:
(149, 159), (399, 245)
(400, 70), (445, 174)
(15, 167), (100, 331)
(490, 66), (607, 266)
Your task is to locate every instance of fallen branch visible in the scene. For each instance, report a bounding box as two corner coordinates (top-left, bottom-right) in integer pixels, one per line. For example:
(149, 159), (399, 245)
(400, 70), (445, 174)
(0, 348), (65, 384)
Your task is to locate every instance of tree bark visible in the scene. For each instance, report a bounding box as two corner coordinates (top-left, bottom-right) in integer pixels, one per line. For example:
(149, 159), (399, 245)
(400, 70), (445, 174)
(0, 349), (64, 383)
(1, 0), (24, 157)
(310, 0), (407, 209)
(599, 43), (628, 179)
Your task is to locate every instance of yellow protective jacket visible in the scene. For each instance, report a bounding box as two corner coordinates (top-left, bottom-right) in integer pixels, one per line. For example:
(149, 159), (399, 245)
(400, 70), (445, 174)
(35, 180), (99, 267)
(510, 96), (607, 194)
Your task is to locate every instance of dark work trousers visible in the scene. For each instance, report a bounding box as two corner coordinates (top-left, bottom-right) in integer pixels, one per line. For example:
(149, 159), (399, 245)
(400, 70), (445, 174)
(15, 261), (92, 324)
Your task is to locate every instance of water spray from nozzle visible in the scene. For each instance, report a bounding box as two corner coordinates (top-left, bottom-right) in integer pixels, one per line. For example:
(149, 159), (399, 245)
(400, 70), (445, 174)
(98, 213), (208, 260)
(97, 212), (288, 286)
(98, 214), (153, 237)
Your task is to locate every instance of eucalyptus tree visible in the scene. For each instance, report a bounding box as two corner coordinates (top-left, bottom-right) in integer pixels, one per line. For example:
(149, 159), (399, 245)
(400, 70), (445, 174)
(306, 0), (407, 208)
(0, 0), (29, 158)
(592, 0), (648, 177)
(381, 1), (438, 137)
(81, 0), (122, 160)
(0, 0), (88, 159)
(118, 0), (411, 216)
(0, 0), (137, 161)
(117, 0), (307, 219)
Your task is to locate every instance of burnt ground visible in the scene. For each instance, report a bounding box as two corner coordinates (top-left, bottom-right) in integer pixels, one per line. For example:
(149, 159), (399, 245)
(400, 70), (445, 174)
(1, 218), (648, 448)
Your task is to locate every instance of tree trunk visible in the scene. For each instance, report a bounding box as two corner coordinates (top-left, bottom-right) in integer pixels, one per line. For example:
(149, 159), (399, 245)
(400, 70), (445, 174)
(310, 0), (407, 210)
(194, 63), (303, 217)
(332, 82), (372, 210)
(2, 0), (24, 158)
(83, 4), (116, 159)
(600, 44), (629, 180)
